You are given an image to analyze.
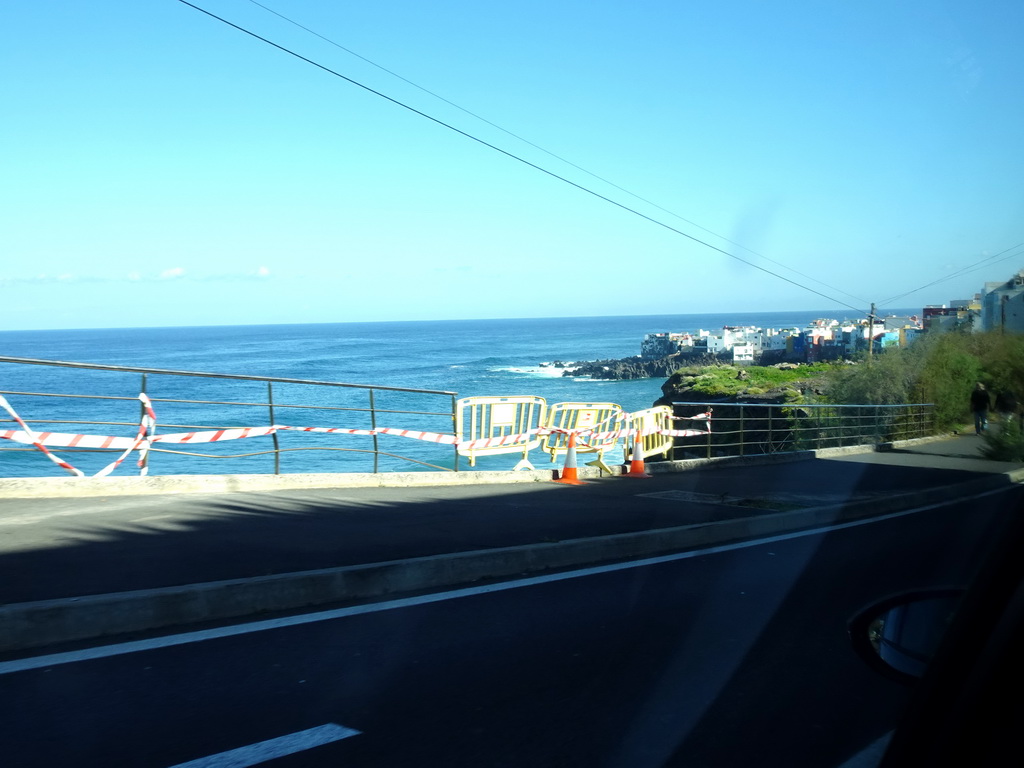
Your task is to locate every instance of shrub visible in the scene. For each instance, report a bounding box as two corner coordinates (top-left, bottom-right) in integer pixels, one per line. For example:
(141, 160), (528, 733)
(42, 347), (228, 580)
(912, 333), (982, 429)
(980, 418), (1024, 462)
(824, 330), (1013, 431)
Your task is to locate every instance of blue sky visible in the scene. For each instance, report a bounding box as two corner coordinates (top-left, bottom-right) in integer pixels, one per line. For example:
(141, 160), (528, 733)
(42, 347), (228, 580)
(2, 1), (1022, 330)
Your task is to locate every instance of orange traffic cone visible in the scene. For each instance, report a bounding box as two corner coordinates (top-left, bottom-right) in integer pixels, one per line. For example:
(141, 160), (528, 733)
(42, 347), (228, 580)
(552, 431), (589, 485)
(623, 430), (652, 478)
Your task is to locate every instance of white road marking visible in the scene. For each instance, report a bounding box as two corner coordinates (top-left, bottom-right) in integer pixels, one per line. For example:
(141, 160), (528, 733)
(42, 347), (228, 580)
(167, 723), (360, 767)
(0, 488), (1006, 677)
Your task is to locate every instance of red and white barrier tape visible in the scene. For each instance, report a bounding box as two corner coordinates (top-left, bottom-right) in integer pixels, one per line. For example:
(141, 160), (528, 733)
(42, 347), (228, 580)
(0, 430), (138, 450)
(0, 397), (714, 475)
(93, 394), (157, 478)
(154, 427), (278, 444)
(456, 430), (544, 451)
(0, 394), (85, 477)
(0, 393), (160, 478)
(373, 427), (458, 445)
(276, 425), (376, 437)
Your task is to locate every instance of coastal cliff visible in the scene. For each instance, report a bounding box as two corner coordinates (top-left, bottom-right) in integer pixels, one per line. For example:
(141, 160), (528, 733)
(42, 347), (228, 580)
(653, 363), (839, 459)
(561, 354), (835, 405)
(565, 354), (835, 399)
(654, 362), (835, 407)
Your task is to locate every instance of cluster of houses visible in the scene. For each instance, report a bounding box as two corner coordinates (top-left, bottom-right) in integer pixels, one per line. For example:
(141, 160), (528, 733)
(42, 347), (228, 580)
(641, 269), (1024, 365)
(923, 269), (1024, 335)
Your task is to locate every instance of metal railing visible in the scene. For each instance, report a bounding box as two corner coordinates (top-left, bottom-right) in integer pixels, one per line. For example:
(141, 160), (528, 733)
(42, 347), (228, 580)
(671, 401), (936, 459)
(0, 356), (459, 476)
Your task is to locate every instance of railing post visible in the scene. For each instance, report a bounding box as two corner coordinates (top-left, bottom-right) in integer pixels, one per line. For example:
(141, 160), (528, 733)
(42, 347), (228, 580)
(451, 394), (460, 472)
(369, 389), (379, 473)
(768, 406), (773, 452)
(267, 382), (280, 475)
(739, 404), (745, 456)
(706, 411), (712, 458)
(139, 373), (150, 473)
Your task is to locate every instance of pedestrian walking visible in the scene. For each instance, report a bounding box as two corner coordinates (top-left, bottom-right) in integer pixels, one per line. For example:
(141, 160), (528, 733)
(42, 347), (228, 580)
(970, 382), (990, 434)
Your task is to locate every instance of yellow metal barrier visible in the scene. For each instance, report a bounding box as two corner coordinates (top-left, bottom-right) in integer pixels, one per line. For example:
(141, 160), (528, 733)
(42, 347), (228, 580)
(540, 401), (626, 474)
(456, 395), (547, 470)
(627, 406), (675, 461)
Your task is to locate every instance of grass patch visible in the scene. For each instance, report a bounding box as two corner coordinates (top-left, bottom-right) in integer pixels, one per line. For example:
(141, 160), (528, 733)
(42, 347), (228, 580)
(671, 363), (837, 398)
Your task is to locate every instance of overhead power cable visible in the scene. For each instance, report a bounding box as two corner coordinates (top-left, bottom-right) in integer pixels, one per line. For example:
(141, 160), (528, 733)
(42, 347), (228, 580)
(178, 0), (867, 314)
(243, 0), (868, 308)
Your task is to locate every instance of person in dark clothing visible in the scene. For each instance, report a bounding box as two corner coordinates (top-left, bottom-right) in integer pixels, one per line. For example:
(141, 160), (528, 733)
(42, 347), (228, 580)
(970, 383), (990, 434)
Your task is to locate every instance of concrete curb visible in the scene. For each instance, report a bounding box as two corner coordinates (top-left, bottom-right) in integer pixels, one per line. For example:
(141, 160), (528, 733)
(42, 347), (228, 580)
(2, 468), (1020, 654)
(0, 432), (965, 500)
(0, 450), (821, 498)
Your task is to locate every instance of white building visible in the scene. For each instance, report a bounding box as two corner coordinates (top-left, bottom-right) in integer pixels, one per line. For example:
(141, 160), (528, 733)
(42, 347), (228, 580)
(732, 342), (755, 363)
(980, 270), (1024, 333)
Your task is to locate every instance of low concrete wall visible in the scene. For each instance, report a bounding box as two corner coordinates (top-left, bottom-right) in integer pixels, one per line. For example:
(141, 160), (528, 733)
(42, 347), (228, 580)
(0, 433), (960, 500)
(0, 447), (839, 499)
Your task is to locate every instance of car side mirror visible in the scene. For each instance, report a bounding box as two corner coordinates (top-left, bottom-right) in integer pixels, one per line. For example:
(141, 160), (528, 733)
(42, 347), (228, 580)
(849, 589), (964, 683)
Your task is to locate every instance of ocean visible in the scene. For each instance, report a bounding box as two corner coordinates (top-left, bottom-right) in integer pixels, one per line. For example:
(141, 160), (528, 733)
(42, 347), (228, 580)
(0, 310), (906, 477)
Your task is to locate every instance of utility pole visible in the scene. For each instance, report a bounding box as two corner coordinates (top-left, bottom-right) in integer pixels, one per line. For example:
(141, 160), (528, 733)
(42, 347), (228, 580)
(867, 302), (876, 363)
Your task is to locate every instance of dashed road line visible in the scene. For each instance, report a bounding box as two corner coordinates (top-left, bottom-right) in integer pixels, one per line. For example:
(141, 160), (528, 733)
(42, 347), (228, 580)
(167, 723), (360, 767)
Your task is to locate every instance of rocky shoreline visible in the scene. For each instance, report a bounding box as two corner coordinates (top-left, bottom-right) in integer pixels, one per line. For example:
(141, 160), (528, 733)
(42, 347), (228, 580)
(555, 353), (725, 381)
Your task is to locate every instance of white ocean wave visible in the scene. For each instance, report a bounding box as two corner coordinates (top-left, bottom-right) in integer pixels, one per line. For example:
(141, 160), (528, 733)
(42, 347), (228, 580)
(492, 362), (580, 378)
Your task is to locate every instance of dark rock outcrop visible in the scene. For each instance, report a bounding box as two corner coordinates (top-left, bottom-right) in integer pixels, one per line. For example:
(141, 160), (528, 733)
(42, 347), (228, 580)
(561, 353), (727, 381)
(654, 366), (838, 459)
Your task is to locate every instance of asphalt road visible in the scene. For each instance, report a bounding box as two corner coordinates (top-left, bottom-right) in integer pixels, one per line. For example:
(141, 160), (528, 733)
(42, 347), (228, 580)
(3, 486), (1018, 768)
(1, 445), (1016, 605)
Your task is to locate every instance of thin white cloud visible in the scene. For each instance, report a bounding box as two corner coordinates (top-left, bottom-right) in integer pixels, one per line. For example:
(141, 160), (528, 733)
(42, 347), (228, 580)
(256, 266), (270, 277)
(159, 267), (186, 280)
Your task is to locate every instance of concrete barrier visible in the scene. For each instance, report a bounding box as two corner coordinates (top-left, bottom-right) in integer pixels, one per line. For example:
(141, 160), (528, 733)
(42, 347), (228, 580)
(0, 451), (815, 498)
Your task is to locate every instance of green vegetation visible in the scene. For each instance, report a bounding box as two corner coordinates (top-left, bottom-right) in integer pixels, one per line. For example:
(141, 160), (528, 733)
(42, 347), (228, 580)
(981, 417), (1024, 462)
(670, 362), (836, 398)
(824, 331), (1024, 431)
(664, 332), (1023, 444)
